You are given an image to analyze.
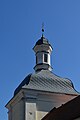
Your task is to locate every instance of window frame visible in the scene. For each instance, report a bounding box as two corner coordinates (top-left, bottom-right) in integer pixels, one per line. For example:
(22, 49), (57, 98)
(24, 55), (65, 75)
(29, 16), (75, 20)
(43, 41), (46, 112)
(44, 53), (48, 63)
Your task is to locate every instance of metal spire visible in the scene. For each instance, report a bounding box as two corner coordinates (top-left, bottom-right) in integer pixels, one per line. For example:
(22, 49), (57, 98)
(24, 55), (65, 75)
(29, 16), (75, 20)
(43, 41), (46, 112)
(42, 22), (44, 37)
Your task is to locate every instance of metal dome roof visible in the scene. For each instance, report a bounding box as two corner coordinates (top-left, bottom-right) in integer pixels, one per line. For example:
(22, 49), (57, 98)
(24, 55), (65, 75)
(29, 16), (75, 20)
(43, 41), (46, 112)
(14, 70), (79, 96)
(35, 36), (51, 46)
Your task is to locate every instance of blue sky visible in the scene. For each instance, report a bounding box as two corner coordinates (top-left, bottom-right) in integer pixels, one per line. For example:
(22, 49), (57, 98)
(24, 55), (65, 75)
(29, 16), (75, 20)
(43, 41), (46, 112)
(0, 0), (80, 119)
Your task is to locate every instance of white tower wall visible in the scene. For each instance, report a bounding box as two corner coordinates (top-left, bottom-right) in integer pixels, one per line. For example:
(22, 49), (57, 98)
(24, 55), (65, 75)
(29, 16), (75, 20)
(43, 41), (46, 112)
(6, 90), (77, 120)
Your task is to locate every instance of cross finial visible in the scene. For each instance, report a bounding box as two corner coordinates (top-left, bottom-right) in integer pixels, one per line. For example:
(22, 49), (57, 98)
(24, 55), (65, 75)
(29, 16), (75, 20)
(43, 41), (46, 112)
(42, 22), (44, 37)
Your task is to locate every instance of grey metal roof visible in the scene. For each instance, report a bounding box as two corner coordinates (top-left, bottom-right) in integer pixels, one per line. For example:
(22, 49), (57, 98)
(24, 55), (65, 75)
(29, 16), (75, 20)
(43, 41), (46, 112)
(36, 36), (49, 45)
(14, 70), (79, 96)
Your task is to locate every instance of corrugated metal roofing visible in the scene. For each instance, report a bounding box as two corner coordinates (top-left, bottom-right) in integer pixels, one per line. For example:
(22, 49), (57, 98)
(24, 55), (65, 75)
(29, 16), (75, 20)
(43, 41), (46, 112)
(14, 70), (79, 96)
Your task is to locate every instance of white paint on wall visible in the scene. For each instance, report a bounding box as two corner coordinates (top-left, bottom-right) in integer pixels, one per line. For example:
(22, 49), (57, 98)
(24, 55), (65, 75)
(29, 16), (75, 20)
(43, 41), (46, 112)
(25, 102), (36, 120)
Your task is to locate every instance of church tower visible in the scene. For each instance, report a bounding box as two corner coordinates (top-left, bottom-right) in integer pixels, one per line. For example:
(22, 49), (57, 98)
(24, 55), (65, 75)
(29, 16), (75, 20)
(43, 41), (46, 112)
(6, 29), (79, 120)
(33, 34), (52, 72)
